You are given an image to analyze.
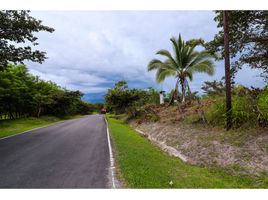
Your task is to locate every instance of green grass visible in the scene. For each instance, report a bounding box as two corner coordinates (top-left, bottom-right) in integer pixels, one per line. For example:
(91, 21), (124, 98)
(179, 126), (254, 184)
(107, 116), (268, 188)
(0, 115), (82, 138)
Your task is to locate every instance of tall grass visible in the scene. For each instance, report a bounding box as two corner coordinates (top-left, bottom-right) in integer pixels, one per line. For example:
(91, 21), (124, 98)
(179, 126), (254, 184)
(206, 96), (258, 128)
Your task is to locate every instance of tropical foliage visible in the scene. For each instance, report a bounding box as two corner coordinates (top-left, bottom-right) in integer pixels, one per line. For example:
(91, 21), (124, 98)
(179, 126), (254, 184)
(0, 10), (54, 70)
(204, 85), (268, 128)
(104, 81), (159, 115)
(148, 34), (215, 103)
(0, 64), (94, 119)
(201, 80), (225, 96)
(206, 11), (268, 81)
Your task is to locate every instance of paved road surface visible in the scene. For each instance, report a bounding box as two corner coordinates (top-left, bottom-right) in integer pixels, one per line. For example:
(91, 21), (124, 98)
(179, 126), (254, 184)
(0, 115), (111, 188)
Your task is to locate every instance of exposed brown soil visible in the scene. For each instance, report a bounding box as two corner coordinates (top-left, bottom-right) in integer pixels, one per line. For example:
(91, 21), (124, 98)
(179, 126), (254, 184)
(130, 103), (268, 176)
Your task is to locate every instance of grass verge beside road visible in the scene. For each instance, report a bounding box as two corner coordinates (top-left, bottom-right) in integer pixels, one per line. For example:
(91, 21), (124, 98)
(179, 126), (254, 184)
(0, 115), (82, 139)
(107, 116), (268, 188)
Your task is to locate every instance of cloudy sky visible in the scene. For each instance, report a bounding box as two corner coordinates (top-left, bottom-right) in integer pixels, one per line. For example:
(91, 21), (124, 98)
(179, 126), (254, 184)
(28, 11), (265, 102)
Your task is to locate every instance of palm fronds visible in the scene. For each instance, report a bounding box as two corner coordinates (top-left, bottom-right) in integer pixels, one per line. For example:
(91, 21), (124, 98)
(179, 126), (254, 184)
(148, 34), (215, 103)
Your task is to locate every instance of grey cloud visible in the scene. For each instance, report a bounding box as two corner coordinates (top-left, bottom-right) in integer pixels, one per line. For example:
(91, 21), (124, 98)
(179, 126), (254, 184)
(25, 11), (265, 99)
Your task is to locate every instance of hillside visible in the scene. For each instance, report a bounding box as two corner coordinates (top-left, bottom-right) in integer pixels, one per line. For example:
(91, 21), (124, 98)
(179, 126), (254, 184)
(129, 102), (268, 177)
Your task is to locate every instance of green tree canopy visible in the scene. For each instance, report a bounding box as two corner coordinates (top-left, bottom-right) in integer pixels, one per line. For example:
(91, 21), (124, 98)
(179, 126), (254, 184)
(206, 11), (268, 81)
(0, 64), (91, 119)
(201, 80), (225, 97)
(0, 10), (54, 70)
(105, 81), (159, 114)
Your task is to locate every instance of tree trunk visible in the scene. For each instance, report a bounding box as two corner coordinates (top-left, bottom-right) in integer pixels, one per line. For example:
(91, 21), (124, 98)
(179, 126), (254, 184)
(181, 78), (185, 103)
(37, 107), (42, 118)
(185, 79), (192, 103)
(169, 79), (179, 105)
(8, 103), (15, 120)
(9, 112), (14, 120)
(223, 11), (232, 130)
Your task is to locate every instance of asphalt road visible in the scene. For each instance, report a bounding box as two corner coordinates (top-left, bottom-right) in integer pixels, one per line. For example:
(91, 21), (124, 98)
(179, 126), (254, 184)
(0, 115), (111, 188)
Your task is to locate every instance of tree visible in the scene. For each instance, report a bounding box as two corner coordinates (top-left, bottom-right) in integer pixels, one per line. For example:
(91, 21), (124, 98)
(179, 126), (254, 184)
(104, 81), (160, 114)
(0, 10), (54, 70)
(0, 64), (88, 119)
(32, 79), (59, 117)
(76, 101), (95, 115)
(206, 11), (268, 81)
(148, 34), (215, 103)
(105, 81), (140, 114)
(201, 80), (225, 96)
(223, 11), (232, 130)
(48, 90), (83, 116)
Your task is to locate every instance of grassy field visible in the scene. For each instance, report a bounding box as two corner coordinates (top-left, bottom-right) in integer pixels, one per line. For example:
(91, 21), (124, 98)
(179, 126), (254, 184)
(0, 115), (82, 139)
(107, 116), (268, 188)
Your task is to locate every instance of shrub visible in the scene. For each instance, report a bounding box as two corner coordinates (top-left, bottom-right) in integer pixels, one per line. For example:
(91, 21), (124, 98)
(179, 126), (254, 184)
(258, 88), (268, 121)
(126, 103), (160, 122)
(232, 96), (256, 127)
(206, 96), (257, 128)
(105, 81), (160, 115)
(205, 97), (226, 126)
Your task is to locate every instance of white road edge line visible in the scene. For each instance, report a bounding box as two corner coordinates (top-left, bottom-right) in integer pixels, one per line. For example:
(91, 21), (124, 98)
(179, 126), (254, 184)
(104, 117), (116, 189)
(0, 120), (66, 141)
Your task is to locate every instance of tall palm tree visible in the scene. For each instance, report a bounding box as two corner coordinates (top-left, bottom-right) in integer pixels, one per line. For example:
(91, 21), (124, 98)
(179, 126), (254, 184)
(148, 34), (215, 103)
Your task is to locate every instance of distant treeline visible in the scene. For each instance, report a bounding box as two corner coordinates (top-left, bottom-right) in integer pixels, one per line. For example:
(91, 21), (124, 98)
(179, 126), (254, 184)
(0, 65), (96, 120)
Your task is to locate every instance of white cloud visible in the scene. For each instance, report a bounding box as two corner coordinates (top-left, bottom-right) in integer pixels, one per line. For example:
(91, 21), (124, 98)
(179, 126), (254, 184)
(30, 68), (108, 93)
(25, 11), (265, 100)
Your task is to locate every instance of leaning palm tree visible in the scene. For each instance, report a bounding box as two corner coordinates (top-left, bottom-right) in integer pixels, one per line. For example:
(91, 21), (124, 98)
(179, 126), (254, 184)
(148, 34), (215, 103)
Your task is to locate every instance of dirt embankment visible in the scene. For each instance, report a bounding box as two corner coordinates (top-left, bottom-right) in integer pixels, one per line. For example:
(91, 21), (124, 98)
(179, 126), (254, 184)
(130, 118), (268, 176)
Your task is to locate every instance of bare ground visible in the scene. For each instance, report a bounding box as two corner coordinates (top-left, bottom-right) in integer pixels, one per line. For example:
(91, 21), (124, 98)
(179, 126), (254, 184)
(129, 118), (268, 176)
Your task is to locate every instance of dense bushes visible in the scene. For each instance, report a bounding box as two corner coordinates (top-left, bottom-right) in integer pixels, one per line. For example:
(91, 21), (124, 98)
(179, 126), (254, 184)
(104, 79), (268, 128)
(258, 87), (268, 121)
(104, 81), (159, 117)
(206, 96), (254, 128)
(0, 64), (93, 119)
(205, 86), (268, 128)
(77, 101), (95, 115)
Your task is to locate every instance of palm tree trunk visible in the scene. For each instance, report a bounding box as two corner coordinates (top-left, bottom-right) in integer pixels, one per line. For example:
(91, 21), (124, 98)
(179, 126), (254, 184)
(223, 11), (232, 130)
(181, 78), (186, 103)
(185, 79), (192, 102)
(169, 79), (179, 105)
(174, 81), (179, 102)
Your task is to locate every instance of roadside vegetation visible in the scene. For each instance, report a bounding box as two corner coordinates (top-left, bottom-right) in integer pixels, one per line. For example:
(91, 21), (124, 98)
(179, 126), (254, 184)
(108, 116), (268, 188)
(0, 64), (96, 120)
(0, 11), (97, 122)
(0, 115), (81, 138)
(105, 81), (159, 117)
(0, 11), (102, 141)
(104, 10), (268, 187)
(0, 64), (103, 138)
(105, 80), (268, 128)
(105, 81), (268, 179)
(1, 10), (268, 188)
